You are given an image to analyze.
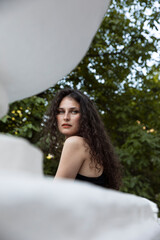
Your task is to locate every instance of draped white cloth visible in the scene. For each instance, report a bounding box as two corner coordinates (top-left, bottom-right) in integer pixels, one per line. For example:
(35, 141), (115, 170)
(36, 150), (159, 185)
(0, 0), (110, 117)
(0, 171), (160, 240)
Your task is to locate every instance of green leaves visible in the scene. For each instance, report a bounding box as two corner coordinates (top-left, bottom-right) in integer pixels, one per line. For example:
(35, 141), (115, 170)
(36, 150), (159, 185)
(0, 96), (46, 141)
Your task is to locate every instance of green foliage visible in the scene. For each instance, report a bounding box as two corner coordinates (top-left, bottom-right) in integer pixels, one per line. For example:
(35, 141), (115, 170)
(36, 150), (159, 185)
(0, 96), (46, 142)
(117, 124), (160, 200)
(43, 154), (59, 176)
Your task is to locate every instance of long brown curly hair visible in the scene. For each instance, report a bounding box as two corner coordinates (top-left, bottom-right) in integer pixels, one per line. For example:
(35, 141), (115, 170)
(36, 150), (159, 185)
(44, 88), (122, 190)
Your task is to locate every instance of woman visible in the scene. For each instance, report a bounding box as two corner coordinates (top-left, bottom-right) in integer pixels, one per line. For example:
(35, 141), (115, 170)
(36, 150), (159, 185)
(45, 88), (121, 189)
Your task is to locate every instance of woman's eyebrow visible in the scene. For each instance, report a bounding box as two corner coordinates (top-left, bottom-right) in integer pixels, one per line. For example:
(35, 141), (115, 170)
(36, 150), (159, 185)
(70, 107), (79, 109)
(58, 107), (79, 110)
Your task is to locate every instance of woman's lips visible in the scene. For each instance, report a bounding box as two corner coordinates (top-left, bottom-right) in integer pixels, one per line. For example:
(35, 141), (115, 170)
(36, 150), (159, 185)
(62, 124), (72, 128)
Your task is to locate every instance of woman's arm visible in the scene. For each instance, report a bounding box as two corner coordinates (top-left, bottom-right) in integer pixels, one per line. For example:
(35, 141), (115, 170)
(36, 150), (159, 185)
(54, 136), (85, 179)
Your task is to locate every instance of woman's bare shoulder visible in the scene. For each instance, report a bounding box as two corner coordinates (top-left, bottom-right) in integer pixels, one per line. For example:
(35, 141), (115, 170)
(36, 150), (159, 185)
(55, 136), (86, 179)
(64, 136), (85, 146)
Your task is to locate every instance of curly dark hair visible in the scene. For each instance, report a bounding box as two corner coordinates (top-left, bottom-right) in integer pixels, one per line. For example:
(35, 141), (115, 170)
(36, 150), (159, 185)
(44, 88), (122, 190)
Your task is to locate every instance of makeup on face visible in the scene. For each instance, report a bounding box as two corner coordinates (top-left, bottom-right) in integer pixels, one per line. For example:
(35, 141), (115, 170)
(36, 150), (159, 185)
(56, 97), (81, 138)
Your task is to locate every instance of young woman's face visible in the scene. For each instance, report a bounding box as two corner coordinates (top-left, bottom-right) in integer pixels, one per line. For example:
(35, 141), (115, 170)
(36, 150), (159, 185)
(56, 96), (81, 138)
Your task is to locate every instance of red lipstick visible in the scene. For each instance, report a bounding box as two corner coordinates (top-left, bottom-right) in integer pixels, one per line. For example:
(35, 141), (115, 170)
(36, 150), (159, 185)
(62, 124), (72, 128)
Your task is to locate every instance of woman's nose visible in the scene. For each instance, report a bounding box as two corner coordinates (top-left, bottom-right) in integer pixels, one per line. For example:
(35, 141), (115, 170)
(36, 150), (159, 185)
(63, 112), (70, 121)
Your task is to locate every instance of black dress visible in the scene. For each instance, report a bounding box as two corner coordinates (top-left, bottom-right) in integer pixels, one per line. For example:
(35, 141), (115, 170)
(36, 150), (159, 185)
(75, 172), (106, 187)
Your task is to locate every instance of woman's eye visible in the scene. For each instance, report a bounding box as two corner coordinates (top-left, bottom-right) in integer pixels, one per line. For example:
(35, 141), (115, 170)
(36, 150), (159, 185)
(71, 110), (79, 114)
(57, 110), (64, 114)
